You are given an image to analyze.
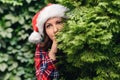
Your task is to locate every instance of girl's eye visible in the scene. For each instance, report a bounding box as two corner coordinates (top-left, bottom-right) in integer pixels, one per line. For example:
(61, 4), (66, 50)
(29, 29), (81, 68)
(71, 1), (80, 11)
(46, 24), (51, 28)
(56, 21), (63, 24)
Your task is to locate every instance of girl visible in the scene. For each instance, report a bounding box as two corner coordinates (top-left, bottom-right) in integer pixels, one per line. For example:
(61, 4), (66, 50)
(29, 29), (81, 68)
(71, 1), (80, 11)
(28, 4), (69, 80)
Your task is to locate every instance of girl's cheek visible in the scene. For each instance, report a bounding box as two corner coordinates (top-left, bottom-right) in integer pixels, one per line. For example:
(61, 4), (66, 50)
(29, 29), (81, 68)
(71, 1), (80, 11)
(58, 25), (64, 30)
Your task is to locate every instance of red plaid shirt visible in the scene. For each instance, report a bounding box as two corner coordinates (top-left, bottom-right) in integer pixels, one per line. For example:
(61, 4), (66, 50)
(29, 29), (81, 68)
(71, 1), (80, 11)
(34, 44), (59, 80)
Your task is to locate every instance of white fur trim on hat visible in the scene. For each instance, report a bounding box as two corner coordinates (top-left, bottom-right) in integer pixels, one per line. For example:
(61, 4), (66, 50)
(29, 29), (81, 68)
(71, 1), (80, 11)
(36, 4), (69, 38)
(28, 31), (42, 44)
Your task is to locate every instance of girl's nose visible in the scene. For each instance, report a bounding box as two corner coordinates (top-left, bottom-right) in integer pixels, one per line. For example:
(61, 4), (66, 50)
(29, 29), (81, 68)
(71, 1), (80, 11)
(53, 26), (58, 33)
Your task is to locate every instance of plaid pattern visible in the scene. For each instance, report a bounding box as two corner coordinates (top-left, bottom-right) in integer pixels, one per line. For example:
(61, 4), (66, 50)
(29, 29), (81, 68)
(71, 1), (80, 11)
(34, 44), (59, 80)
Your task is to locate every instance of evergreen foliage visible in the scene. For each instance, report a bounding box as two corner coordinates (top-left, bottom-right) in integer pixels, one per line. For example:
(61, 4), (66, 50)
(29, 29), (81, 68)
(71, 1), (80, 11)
(0, 0), (120, 80)
(56, 0), (120, 80)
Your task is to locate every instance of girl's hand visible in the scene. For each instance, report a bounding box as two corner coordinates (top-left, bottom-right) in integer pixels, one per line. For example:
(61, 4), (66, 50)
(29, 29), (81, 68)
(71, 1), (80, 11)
(48, 37), (57, 61)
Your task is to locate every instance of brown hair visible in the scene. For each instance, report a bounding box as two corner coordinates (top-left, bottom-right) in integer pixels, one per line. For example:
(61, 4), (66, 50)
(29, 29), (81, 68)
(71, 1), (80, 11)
(39, 25), (52, 51)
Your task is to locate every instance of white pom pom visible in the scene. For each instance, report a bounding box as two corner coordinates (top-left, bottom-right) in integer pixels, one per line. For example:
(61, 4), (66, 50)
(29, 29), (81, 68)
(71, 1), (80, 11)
(28, 31), (42, 44)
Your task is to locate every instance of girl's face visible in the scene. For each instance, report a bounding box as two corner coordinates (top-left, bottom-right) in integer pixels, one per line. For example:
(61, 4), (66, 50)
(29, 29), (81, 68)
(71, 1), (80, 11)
(45, 17), (63, 41)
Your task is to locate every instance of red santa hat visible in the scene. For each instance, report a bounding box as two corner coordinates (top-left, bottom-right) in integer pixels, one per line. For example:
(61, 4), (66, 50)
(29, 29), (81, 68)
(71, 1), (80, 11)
(28, 4), (69, 44)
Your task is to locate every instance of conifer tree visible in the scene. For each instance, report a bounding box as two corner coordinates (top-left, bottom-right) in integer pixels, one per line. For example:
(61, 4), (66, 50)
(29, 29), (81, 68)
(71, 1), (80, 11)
(55, 0), (120, 79)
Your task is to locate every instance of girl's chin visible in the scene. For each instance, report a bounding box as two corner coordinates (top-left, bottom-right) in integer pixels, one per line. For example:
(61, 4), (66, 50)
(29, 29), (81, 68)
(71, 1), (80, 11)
(49, 37), (54, 41)
(50, 37), (56, 41)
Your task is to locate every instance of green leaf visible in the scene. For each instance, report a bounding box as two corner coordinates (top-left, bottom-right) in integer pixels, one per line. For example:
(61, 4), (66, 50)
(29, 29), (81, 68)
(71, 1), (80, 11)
(0, 63), (8, 72)
(8, 62), (18, 71)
